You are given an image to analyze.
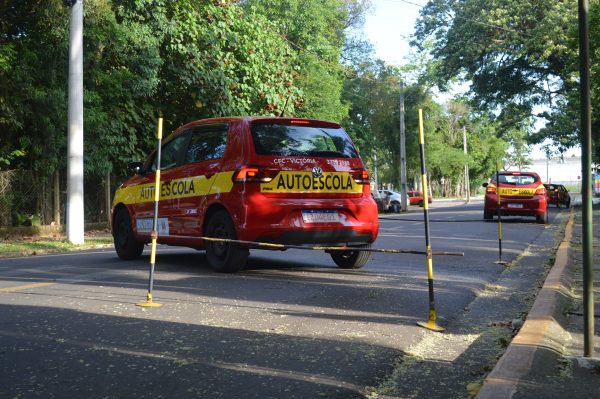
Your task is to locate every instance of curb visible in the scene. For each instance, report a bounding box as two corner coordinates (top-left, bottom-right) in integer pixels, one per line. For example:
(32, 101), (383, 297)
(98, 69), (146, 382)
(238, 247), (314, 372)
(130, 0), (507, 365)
(476, 211), (575, 398)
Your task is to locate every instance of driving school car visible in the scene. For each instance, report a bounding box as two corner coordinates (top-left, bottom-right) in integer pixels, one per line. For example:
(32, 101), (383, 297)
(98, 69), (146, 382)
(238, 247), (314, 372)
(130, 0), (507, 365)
(111, 117), (379, 272)
(482, 171), (548, 224)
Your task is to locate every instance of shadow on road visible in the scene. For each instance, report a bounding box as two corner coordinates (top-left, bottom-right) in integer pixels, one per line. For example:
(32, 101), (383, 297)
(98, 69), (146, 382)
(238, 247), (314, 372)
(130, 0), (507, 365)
(0, 303), (404, 398)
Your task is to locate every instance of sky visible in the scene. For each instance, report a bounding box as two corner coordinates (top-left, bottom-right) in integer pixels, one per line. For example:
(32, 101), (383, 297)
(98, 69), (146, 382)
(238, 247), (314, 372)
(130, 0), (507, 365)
(360, 0), (581, 160)
(363, 0), (424, 66)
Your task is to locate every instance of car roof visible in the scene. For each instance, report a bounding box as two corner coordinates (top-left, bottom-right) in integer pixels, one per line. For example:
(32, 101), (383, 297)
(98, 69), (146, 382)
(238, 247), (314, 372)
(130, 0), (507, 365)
(177, 117), (341, 131)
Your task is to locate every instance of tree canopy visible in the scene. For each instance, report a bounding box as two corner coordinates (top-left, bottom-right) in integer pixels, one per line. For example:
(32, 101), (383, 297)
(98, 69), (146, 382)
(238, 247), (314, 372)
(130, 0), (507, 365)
(0, 0), (550, 202)
(413, 0), (598, 160)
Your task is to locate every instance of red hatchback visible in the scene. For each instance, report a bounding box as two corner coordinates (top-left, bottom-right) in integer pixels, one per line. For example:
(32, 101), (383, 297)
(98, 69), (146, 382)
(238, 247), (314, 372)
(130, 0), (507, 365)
(483, 171), (548, 224)
(407, 191), (433, 206)
(112, 117), (379, 272)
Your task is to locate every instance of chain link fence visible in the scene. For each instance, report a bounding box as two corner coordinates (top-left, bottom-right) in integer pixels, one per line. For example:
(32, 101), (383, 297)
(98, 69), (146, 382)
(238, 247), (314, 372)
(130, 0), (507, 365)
(0, 170), (117, 228)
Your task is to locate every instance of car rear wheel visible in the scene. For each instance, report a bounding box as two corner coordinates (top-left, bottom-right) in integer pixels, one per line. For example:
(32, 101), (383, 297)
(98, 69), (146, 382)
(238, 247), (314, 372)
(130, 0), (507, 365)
(113, 208), (144, 260)
(330, 244), (372, 269)
(205, 211), (249, 273)
(536, 208), (548, 224)
(483, 210), (493, 220)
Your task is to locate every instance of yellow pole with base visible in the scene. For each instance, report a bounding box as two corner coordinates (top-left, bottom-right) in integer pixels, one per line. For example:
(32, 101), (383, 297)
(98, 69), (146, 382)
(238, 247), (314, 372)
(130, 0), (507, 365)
(495, 161), (507, 265)
(137, 117), (164, 308)
(416, 109), (445, 332)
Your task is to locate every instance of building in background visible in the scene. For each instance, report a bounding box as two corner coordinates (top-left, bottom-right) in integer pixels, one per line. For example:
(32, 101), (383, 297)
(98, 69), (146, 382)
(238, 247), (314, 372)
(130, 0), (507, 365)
(523, 156), (582, 188)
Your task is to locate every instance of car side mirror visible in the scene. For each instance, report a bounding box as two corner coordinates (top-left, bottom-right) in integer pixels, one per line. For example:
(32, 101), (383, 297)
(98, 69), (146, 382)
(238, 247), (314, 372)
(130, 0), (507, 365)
(482, 183), (488, 188)
(127, 161), (144, 175)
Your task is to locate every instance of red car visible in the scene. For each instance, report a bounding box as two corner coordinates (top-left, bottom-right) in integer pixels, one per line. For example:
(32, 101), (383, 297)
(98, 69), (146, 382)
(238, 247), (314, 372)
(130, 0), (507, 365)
(112, 117), (379, 272)
(483, 171), (548, 224)
(407, 191), (433, 206)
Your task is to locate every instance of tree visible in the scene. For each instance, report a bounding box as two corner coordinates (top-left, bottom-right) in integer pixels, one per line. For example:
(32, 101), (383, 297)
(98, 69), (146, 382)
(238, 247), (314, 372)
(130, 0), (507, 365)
(244, 0), (371, 121)
(413, 0), (582, 152)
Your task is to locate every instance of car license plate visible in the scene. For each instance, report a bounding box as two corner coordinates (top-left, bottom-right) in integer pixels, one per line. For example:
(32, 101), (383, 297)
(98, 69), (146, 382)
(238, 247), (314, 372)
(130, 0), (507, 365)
(302, 210), (339, 223)
(507, 203), (523, 209)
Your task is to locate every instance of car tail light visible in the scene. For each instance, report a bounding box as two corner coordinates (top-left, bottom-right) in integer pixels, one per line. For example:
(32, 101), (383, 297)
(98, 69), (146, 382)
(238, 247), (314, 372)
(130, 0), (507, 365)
(351, 169), (370, 185)
(486, 184), (497, 194)
(233, 166), (277, 183)
(535, 186), (546, 195)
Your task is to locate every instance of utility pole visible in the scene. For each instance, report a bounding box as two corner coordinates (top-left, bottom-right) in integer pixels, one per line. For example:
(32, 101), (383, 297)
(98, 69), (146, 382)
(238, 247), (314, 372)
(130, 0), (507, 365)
(463, 126), (470, 203)
(374, 153), (378, 191)
(66, 0), (84, 244)
(400, 80), (408, 211)
(578, 0), (595, 357)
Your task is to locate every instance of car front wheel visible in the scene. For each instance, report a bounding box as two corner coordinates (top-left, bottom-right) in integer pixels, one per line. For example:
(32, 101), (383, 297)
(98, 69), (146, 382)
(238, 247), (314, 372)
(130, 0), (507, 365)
(113, 208), (144, 260)
(205, 211), (249, 273)
(330, 244), (372, 269)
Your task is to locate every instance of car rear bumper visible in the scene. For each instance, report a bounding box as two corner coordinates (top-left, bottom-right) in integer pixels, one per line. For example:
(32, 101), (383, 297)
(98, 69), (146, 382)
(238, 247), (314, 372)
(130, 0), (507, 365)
(484, 196), (546, 216)
(230, 192), (379, 245)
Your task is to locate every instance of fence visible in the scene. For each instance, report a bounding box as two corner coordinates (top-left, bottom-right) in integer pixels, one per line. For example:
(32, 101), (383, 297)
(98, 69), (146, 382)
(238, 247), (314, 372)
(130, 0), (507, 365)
(0, 169), (118, 228)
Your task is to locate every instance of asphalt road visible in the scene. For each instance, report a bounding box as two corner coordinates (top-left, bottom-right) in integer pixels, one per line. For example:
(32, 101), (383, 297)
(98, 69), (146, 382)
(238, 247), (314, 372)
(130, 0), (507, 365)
(0, 199), (566, 398)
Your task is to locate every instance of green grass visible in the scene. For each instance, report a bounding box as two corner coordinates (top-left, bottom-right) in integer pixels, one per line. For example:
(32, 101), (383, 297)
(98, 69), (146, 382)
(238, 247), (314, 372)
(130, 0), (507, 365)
(0, 236), (114, 255)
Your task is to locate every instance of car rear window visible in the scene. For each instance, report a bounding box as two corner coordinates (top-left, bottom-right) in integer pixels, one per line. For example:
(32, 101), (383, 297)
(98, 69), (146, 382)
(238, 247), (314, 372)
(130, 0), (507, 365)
(250, 123), (359, 158)
(497, 174), (537, 185)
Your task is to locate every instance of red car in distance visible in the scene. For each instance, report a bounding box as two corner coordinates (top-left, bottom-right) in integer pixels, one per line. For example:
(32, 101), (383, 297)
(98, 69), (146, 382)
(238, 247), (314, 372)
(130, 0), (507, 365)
(407, 191), (433, 206)
(483, 171), (548, 224)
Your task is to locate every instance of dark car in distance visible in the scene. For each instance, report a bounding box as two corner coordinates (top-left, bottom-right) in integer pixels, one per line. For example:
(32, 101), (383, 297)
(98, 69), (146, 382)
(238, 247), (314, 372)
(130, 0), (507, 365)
(544, 184), (571, 208)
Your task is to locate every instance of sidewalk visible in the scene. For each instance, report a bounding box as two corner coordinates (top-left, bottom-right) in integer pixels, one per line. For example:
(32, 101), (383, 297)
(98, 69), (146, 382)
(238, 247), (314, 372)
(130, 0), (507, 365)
(477, 205), (600, 398)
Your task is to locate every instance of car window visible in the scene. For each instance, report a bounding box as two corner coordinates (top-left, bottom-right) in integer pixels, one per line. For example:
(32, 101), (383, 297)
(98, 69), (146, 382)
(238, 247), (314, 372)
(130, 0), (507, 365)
(497, 174), (536, 185)
(251, 123), (359, 158)
(150, 133), (190, 171)
(185, 125), (228, 164)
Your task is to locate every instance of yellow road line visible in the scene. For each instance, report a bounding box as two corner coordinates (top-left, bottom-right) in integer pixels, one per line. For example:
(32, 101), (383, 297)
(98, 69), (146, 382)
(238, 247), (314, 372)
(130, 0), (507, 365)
(0, 282), (54, 293)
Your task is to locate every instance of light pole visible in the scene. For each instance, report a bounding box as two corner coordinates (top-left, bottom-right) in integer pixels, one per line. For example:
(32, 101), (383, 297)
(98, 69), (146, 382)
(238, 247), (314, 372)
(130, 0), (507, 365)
(440, 176), (445, 197)
(400, 80), (408, 211)
(373, 153), (378, 191)
(65, 0), (84, 244)
(463, 126), (470, 203)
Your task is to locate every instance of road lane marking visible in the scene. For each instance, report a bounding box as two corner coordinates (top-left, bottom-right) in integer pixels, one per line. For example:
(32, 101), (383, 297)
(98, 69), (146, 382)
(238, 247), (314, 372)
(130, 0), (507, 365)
(0, 282), (54, 292)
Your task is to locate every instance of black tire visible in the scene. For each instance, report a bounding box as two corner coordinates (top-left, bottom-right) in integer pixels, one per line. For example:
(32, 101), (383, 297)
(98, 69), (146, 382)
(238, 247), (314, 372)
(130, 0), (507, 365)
(536, 208), (548, 224)
(113, 208), (144, 260)
(330, 244), (372, 269)
(205, 211), (248, 273)
(483, 210), (493, 220)
(566, 200), (571, 209)
(418, 200), (424, 207)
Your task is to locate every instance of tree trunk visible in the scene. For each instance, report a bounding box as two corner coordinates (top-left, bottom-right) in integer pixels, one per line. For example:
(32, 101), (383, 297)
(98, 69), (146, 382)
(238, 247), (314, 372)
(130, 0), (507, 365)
(105, 171), (111, 223)
(53, 170), (60, 225)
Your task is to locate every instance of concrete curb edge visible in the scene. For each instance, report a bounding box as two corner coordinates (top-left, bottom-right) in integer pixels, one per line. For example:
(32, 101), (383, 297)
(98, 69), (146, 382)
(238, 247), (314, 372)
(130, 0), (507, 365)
(476, 211), (575, 399)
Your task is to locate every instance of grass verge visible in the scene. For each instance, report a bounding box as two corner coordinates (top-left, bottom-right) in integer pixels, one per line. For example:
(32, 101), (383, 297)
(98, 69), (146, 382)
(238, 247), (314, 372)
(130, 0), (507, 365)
(0, 236), (114, 257)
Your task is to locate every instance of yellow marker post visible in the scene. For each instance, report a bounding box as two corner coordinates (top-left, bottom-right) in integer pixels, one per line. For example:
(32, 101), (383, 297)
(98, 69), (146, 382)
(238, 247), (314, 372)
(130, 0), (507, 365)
(495, 161), (507, 265)
(137, 117), (164, 308)
(415, 109), (445, 333)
